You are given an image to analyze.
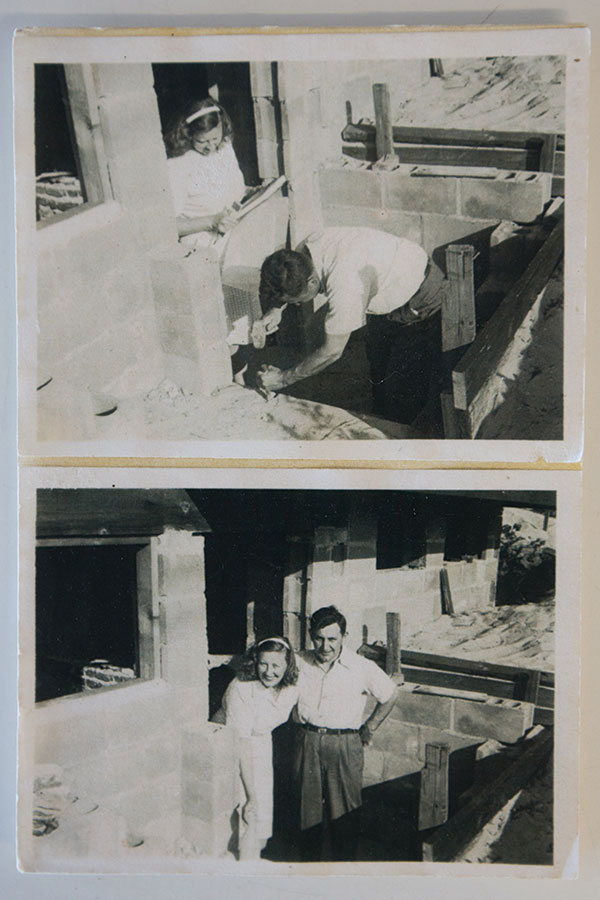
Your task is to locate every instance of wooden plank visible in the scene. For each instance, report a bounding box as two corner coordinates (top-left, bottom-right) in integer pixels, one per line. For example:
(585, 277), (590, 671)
(342, 122), (564, 152)
(418, 743), (450, 830)
(533, 707), (554, 726)
(553, 150), (565, 176)
(386, 611), (402, 676)
(443, 245), (476, 352)
(401, 666), (554, 707)
(452, 216), (564, 411)
(551, 175), (564, 197)
(440, 391), (471, 439)
(520, 670), (542, 704)
(439, 567), (454, 615)
(538, 133), (558, 173)
(344, 143), (536, 169)
(422, 727), (553, 861)
(63, 64), (112, 206)
(373, 83), (394, 160)
(401, 648), (554, 684)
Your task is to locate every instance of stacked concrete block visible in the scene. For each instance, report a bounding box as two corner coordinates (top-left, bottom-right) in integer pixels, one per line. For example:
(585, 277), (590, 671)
(445, 559), (497, 613)
(454, 697), (535, 744)
(149, 247), (232, 396)
(181, 723), (237, 857)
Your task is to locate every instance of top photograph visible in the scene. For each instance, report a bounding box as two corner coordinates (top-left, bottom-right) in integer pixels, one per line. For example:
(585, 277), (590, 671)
(15, 27), (589, 461)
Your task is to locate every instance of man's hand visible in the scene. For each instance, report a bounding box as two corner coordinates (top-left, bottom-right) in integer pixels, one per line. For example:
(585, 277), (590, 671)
(256, 364), (287, 392)
(359, 723), (374, 746)
(251, 306), (287, 349)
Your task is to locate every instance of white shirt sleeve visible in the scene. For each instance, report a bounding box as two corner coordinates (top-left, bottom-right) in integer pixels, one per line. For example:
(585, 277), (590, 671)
(324, 271), (370, 335)
(363, 657), (397, 705)
(222, 679), (254, 737)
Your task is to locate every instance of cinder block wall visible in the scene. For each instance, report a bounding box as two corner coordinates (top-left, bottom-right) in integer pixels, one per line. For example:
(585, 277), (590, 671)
(28, 529), (235, 862)
(306, 513), (499, 650)
(319, 164), (552, 264)
(364, 680), (535, 789)
(36, 63), (232, 441)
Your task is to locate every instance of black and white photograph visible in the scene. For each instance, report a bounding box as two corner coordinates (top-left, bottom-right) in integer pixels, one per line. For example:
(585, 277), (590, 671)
(17, 468), (579, 875)
(15, 27), (588, 461)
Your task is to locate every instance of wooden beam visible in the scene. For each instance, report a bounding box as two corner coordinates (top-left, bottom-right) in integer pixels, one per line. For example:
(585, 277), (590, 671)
(421, 727), (553, 861)
(440, 567), (454, 615)
(443, 245), (476, 353)
(401, 649), (554, 685)
(440, 391), (471, 439)
(343, 142), (540, 171)
(538, 133), (558, 173)
(418, 742), (450, 830)
(452, 215), (564, 411)
(342, 122), (565, 153)
(386, 611), (401, 676)
(373, 83), (395, 161)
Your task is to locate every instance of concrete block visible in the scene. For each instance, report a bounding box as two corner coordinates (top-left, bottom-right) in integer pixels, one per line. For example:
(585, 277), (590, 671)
(321, 204), (424, 245)
(391, 689), (453, 729)
(182, 723), (236, 776)
(252, 96), (278, 141)
(381, 169), (459, 215)
(256, 138), (280, 180)
(250, 61), (274, 98)
(372, 720), (420, 758)
(362, 748), (385, 787)
(382, 753), (422, 782)
(420, 213), (496, 271)
(182, 774), (222, 821)
(417, 726), (480, 763)
(422, 568), (440, 594)
(459, 171), (552, 223)
(34, 716), (108, 768)
(156, 310), (200, 360)
(453, 698), (535, 744)
(280, 95), (307, 142)
(319, 168), (382, 209)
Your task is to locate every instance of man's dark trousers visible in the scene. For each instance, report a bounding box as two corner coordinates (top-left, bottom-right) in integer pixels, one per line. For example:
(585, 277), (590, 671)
(293, 726), (363, 862)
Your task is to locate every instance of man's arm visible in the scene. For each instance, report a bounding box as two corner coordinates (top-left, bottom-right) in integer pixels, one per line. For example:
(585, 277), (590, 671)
(257, 332), (351, 391)
(359, 687), (398, 746)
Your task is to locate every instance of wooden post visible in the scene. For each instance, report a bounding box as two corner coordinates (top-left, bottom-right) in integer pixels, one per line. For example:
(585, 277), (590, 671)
(418, 742), (450, 830)
(440, 390), (471, 440)
(386, 611), (401, 676)
(373, 83), (395, 162)
(443, 244), (476, 353)
(538, 133), (558, 173)
(439, 567), (454, 615)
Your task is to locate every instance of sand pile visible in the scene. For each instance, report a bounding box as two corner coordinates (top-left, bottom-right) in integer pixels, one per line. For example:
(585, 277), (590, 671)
(394, 56), (565, 133)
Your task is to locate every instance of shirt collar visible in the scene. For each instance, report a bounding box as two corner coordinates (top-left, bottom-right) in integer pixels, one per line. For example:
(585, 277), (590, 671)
(305, 645), (353, 671)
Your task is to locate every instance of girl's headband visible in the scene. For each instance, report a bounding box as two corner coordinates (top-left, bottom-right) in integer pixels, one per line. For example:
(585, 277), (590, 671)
(256, 637), (290, 650)
(185, 106), (221, 125)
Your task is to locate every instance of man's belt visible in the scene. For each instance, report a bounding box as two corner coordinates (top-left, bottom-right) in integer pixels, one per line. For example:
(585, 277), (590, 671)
(301, 722), (359, 735)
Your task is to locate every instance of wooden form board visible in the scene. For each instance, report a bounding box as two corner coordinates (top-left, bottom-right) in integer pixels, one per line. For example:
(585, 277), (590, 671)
(399, 649), (554, 724)
(452, 213), (564, 412)
(421, 726), (553, 861)
(418, 742), (450, 831)
(443, 244), (476, 353)
(341, 123), (563, 194)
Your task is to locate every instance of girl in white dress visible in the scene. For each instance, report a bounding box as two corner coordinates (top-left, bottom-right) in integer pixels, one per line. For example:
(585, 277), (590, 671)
(164, 98), (246, 248)
(220, 637), (299, 860)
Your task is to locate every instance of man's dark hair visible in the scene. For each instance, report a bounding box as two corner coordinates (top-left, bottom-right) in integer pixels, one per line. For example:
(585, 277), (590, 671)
(259, 248), (313, 314)
(309, 605), (347, 636)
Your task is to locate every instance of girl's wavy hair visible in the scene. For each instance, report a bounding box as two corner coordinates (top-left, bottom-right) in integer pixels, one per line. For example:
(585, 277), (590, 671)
(238, 637), (298, 688)
(163, 98), (234, 159)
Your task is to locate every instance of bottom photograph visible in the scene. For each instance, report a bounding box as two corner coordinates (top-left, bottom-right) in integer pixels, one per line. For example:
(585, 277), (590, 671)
(20, 482), (565, 872)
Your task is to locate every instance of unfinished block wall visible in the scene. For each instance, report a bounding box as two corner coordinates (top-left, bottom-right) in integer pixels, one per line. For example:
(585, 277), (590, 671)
(302, 508), (500, 650)
(36, 63), (232, 441)
(26, 529), (236, 866)
(364, 678), (535, 789)
(319, 163), (552, 261)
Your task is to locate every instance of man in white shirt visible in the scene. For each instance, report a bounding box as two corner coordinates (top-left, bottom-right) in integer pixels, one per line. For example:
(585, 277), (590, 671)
(255, 226), (448, 425)
(294, 605), (398, 861)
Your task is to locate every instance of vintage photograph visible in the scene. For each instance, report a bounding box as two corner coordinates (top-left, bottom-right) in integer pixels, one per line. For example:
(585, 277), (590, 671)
(15, 28), (588, 459)
(18, 470), (579, 874)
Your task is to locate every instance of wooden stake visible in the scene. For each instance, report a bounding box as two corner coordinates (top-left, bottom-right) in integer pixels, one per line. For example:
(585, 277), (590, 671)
(373, 83), (395, 161)
(418, 742), (450, 830)
(440, 390), (471, 440)
(440, 567), (454, 615)
(443, 245), (476, 353)
(386, 611), (401, 676)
